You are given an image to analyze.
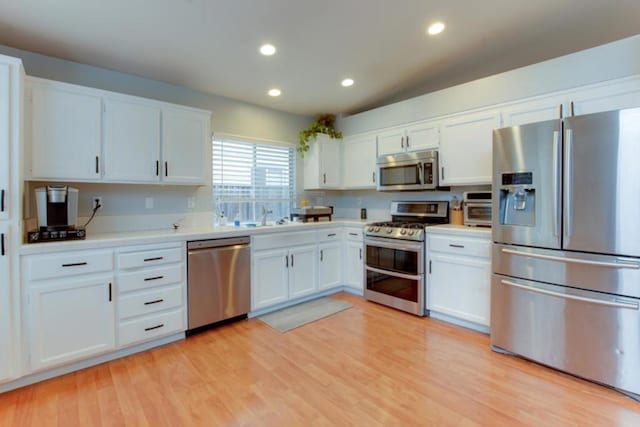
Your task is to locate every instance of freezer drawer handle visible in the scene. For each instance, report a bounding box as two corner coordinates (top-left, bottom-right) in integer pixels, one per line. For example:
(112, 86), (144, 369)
(500, 279), (639, 310)
(501, 248), (640, 270)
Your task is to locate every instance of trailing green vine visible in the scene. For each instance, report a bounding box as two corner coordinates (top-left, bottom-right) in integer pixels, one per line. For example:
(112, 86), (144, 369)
(298, 114), (342, 156)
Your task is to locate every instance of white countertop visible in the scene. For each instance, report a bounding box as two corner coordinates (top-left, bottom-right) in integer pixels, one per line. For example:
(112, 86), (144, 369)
(20, 219), (368, 255)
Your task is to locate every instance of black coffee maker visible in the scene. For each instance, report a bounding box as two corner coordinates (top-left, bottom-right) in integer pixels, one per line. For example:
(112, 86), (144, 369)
(28, 186), (86, 243)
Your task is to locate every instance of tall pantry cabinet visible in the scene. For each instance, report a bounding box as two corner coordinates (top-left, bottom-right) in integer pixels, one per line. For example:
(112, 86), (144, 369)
(0, 54), (24, 384)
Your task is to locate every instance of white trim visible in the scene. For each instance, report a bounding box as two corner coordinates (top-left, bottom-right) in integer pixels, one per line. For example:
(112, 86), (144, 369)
(213, 132), (295, 148)
(428, 311), (490, 334)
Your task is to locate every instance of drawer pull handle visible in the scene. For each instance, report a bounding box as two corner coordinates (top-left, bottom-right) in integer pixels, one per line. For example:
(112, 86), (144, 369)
(62, 262), (88, 267)
(1, 233), (5, 256)
(144, 256), (164, 262)
(144, 275), (164, 282)
(145, 323), (164, 332)
(327, 233), (337, 237)
(1, 189), (5, 212)
(349, 233), (358, 236)
(108, 282), (112, 302)
(449, 244), (465, 249)
(320, 249), (324, 261)
(144, 299), (164, 306)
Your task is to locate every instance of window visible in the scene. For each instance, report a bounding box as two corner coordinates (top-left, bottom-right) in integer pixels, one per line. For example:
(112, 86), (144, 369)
(212, 138), (295, 223)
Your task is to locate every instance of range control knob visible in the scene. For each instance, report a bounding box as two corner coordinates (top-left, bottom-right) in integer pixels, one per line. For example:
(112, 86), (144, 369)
(400, 228), (407, 235)
(386, 228), (393, 234)
(408, 230), (415, 236)
(374, 227), (380, 232)
(367, 226), (373, 232)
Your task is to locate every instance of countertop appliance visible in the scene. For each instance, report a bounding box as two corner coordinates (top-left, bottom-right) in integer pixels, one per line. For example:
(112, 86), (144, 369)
(463, 191), (492, 227)
(364, 201), (449, 316)
(28, 186), (86, 243)
(290, 206), (333, 222)
(491, 107), (640, 400)
(187, 236), (251, 332)
(376, 150), (438, 191)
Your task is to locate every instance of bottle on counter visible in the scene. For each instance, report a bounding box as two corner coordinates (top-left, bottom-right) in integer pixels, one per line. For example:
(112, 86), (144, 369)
(219, 211), (227, 226)
(234, 213), (241, 227)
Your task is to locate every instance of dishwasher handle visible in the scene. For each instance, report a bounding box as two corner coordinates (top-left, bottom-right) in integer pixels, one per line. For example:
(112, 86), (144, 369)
(187, 236), (250, 250)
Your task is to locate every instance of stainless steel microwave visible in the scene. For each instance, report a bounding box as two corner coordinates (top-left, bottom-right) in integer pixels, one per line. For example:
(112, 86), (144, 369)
(376, 150), (438, 191)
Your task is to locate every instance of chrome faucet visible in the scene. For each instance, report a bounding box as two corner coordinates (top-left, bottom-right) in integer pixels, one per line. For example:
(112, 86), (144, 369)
(261, 207), (273, 226)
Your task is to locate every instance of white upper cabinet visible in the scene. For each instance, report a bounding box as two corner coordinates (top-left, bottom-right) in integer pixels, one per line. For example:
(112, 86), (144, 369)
(405, 120), (440, 152)
(25, 77), (211, 185)
(439, 110), (501, 186)
(377, 127), (406, 156)
(342, 133), (377, 189)
(567, 77), (640, 116)
(161, 107), (210, 185)
(303, 134), (341, 190)
(377, 120), (440, 156)
(501, 93), (565, 127)
(0, 63), (9, 221)
(103, 98), (161, 183)
(29, 80), (102, 181)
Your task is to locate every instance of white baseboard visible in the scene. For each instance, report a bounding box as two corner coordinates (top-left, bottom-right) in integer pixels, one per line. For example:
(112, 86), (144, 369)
(428, 311), (490, 334)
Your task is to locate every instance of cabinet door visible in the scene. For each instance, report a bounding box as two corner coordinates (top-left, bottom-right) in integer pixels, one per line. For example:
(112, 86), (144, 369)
(502, 94), (564, 127)
(377, 127), (405, 156)
(440, 110), (501, 185)
(289, 245), (318, 299)
(28, 276), (115, 371)
(342, 134), (377, 189)
(344, 241), (363, 291)
(162, 107), (209, 184)
(428, 253), (491, 326)
(0, 64), (9, 221)
(103, 98), (161, 183)
(405, 120), (439, 151)
(30, 82), (102, 180)
(0, 224), (12, 382)
(569, 78), (640, 116)
(318, 243), (341, 290)
(320, 135), (341, 188)
(252, 248), (289, 309)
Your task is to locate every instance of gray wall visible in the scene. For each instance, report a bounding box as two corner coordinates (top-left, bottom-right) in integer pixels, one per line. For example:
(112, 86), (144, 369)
(337, 35), (640, 135)
(0, 44), (311, 224)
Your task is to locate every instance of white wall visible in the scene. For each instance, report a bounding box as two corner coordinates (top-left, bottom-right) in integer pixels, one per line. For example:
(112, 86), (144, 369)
(337, 35), (640, 135)
(0, 44), (311, 231)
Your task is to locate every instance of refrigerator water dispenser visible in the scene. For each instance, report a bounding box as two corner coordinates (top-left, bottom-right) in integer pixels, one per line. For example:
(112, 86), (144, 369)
(499, 172), (535, 227)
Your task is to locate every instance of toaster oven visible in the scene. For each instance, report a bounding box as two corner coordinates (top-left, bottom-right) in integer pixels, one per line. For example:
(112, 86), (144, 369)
(463, 191), (492, 226)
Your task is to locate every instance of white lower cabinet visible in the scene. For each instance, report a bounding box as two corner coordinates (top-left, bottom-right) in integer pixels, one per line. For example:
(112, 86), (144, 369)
(426, 230), (491, 330)
(318, 242), (342, 290)
(0, 224), (13, 382)
(288, 245), (318, 298)
(28, 275), (116, 371)
(343, 228), (364, 292)
(116, 243), (186, 347)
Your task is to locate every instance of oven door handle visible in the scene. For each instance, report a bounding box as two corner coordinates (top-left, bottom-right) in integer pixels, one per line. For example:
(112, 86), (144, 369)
(365, 265), (422, 281)
(364, 237), (423, 252)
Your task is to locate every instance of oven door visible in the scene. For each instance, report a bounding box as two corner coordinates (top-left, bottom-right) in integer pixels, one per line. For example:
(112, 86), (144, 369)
(364, 236), (425, 316)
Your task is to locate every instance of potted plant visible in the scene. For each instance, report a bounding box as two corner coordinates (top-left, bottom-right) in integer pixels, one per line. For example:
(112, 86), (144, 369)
(298, 114), (343, 156)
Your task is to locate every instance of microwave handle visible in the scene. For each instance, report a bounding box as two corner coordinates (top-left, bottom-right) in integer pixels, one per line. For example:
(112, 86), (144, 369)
(418, 163), (423, 185)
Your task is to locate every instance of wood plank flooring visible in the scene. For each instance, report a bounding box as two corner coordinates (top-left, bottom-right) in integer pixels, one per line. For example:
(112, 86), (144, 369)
(1, 292), (640, 426)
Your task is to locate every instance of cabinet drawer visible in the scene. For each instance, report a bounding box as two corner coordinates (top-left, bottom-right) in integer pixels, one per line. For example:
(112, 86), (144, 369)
(118, 246), (183, 270)
(428, 235), (491, 258)
(25, 250), (113, 282)
(252, 230), (317, 251)
(118, 264), (183, 293)
(118, 285), (183, 320)
(344, 228), (363, 241)
(317, 228), (341, 242)
(119, 308), (184, 347)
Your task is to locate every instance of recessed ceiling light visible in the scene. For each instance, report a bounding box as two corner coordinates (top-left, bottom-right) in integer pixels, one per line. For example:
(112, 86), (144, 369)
(268, 88), (281, 97)
(260, 44), (276, 56)
(427, 22), (445, 35)
(341, 78), (354, 87)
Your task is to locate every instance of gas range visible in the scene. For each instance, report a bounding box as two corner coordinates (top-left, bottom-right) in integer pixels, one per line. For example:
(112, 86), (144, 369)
(364, 201), (450, 242)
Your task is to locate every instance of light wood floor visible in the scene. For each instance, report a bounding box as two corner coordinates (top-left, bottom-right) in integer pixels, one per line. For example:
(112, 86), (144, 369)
(1, 293), (640, 426)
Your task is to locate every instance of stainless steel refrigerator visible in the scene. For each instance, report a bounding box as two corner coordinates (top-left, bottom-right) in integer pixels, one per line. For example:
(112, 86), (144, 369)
(491, 107), (640, 399)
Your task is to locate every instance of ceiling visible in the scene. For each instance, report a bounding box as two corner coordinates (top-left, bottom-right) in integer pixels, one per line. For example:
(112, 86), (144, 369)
(0, 0), (639, 116)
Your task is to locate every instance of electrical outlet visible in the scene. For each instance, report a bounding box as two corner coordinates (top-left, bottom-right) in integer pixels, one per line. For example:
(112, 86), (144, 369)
(187, 197), (195, 209)
(92, 196), (103, 210)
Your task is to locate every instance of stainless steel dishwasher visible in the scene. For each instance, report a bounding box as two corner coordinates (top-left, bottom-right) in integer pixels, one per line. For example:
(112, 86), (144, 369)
(187, 236), (251, 331)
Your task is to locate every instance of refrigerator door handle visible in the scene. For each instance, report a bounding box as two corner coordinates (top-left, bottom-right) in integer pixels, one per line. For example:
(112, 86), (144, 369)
(501, 248), (640, 269)
(552, 131), (561, 237)
(500, 279), (639, 310)
(563, 128), (573, 240)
